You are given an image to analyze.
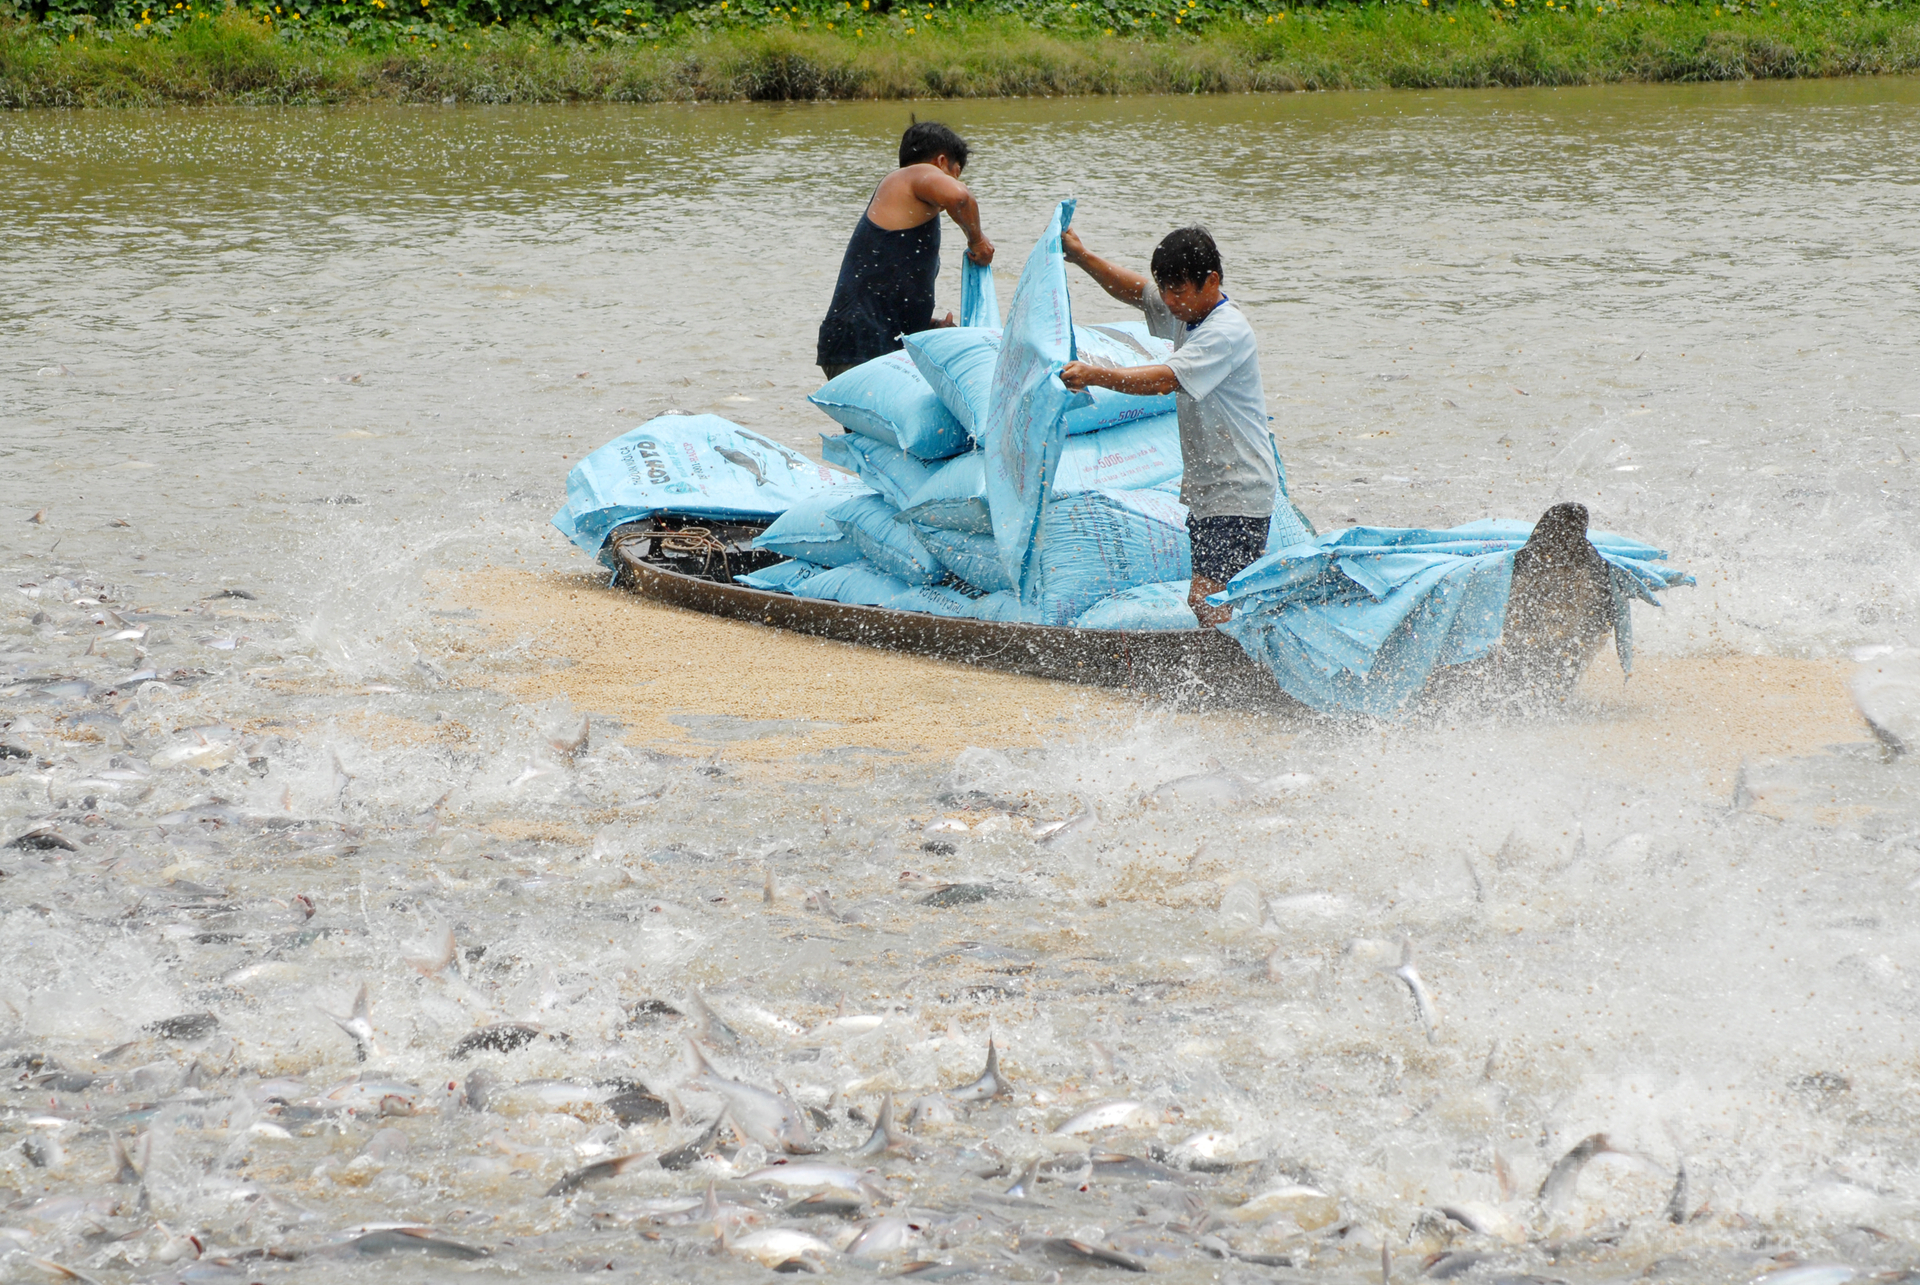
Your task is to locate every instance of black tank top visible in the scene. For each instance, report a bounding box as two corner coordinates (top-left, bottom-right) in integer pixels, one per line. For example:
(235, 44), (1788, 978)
(816, 210), (940, 369)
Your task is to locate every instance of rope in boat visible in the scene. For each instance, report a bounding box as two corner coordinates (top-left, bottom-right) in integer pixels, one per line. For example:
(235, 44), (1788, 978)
(608, 524), (736, 584)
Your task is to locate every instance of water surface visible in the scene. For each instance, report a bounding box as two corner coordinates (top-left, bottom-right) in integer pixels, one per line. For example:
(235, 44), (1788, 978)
(3, 82), (1920, 1283)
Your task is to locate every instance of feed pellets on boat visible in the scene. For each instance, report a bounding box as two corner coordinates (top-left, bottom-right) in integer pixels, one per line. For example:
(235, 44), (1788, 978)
(829, 494), (944, 585)
(914, 525), (1015, 594)
(737, 559), (825, 592)
(553, 414), (861, 557)
(1030, 488), (1193, 625)
(820, 432), (937, 510)
(1072, 580), (1199, 631)
(807, 351), (972, 462)
(789, 559), (975, 616)
(899, 417), (1183, 536)
(904, 321), (1175, 439)
(753, 488), (876, 568)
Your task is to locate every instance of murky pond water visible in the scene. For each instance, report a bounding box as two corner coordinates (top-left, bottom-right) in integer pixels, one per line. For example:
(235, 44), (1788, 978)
(4, 81), (1920, 1283)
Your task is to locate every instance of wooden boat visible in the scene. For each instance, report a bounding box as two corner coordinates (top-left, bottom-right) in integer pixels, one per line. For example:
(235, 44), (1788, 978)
(605, 502), (1620, 712)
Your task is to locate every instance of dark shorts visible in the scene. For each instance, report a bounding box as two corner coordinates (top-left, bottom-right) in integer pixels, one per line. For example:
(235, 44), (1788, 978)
(1187, 514), (1270, 585)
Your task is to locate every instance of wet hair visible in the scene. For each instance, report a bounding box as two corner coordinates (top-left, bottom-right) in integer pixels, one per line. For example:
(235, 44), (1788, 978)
(900, 120), (969, 171)
(1151, 225), (1223, 290)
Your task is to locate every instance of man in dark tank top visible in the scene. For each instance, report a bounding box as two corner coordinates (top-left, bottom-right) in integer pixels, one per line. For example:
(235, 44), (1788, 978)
(816, 121), (995, 381)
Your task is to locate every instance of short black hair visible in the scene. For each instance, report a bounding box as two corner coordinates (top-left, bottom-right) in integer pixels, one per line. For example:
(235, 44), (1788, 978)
(900, 120), (968, 171)
(1151, 226), (1223, 290)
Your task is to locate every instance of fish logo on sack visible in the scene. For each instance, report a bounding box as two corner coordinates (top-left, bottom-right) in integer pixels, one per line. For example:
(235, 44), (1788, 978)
(714, 446), (771, 486)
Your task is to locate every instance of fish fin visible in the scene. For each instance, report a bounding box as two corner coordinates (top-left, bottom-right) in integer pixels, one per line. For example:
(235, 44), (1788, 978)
(683, 1037), (719, 1080)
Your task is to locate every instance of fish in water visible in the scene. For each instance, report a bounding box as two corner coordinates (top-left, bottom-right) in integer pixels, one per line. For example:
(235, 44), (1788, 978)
(682, 1041), (818, 1153)
(1034, 796), (1098, 846)
(1538, 1133), (1613, 1211)
(1389, 939), (1439, 1044)
(846, 1214), (921, 1258)
(324, 983), (380, 1062)
(852, 1092), (916, 1157)
(1053, 1099), (1151, 1135)
(405, 925), (456, 976)
(337, 1227), (489, 1259)
(949, 1038), (1013, 1102)
(546, 1152), (654, 1197)
(1004, 1156), (1042, 1198)
(450, 1022), (548, 1059)
(1034, 1238), (1148, 1272)
(727, 1227), (833, 1270)
(549, 713), (590, 760)
(715, 446), (770, 486)
(740, 1161), (883, 1197)
(687, 989), (741, 1048)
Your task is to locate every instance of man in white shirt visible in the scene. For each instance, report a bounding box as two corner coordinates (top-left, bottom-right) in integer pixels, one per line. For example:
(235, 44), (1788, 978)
(1059, 225), (1278, 626)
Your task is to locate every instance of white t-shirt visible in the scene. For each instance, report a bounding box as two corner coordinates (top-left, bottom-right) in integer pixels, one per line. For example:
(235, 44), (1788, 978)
(1138, 291), (1277, 519)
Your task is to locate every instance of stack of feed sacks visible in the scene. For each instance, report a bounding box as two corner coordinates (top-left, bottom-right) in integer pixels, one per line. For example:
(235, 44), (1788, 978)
(744, 222), (1307, 632)
(743, 321), (1199, 629)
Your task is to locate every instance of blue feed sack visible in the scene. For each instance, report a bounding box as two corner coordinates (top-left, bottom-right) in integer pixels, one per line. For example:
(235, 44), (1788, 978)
(1212, 520), (1694, 718)
(788, 559), (976, 617)
(904, 321), (1174, 441)
(737, 559), (827, 593)
(914, 525), (1015, 594)
(554, 414), (862, 558)
(1072, 580), (1199, 631)
(752, 488), (876, 568)
(966, 591), (1048, 624)
(1030, 488), (1193, 626)
(899, 417), (1184, 535)
(961, 258), (999, 329)
(807, 351), (972, 462)
(828, 494), (944, 585)
(820, 432), (936, 511)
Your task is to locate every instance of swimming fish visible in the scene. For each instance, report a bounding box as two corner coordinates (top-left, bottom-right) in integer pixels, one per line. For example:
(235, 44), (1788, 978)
(682, 1041), (817, 1154)
(1538, 1133), (1613, 1211)
(715, 447), (770, 486)
(949, 1039), (1013, 1102)
(727, 1227), (832, 1270)
(1034, 797), (1098, 846)
(1004, 1156), (1042, 1199)
(1034, 1238), (1148, 1272)
(687, 989), (740, 1048)
(846, 1214), (920, 1258)
(851, 1092), (915, 1157)
(1053, 1099), (1151, 1135)
(740, 1161), (882, 1197)
(549, 713), (590, 761)
(1389, 939), (1439, 1044)
(337, 1227), (489, 1259)
(404, 925), (456, 976)
(545, 1152), (654, 1197)
(324, 983), (379, 1062)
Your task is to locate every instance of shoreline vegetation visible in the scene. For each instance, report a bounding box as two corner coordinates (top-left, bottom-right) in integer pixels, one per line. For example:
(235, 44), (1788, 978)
(3, 0), (1918, 106)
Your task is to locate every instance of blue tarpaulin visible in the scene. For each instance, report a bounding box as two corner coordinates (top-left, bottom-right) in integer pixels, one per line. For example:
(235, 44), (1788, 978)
(1212, 520), (1692, 718)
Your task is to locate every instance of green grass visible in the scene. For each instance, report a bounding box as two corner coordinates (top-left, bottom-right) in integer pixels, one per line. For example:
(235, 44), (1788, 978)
(4, 1), (1919, 106)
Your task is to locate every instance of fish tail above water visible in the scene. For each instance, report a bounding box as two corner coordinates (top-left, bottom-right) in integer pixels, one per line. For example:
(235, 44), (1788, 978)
(1005, 1155), (1041, 1198)
(325, 982), (379, 1061)
(852, 1092), (913, 1157)
(687, 989), (740, 1049)
(1665, 1153), (1689, 1224)
(1387, 940), (1440, 1044)
(950, 1039), (1013, 1102)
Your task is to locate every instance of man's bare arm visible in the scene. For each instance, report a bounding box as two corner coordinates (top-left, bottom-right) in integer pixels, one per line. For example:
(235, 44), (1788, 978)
(1059, 361), (1179, 397)
(906, 168), (994, 265)
(1060, 227), (1148, 306)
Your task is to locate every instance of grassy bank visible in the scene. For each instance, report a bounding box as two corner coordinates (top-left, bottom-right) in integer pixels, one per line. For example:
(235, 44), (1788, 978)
(4, 1), (1919, 106)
